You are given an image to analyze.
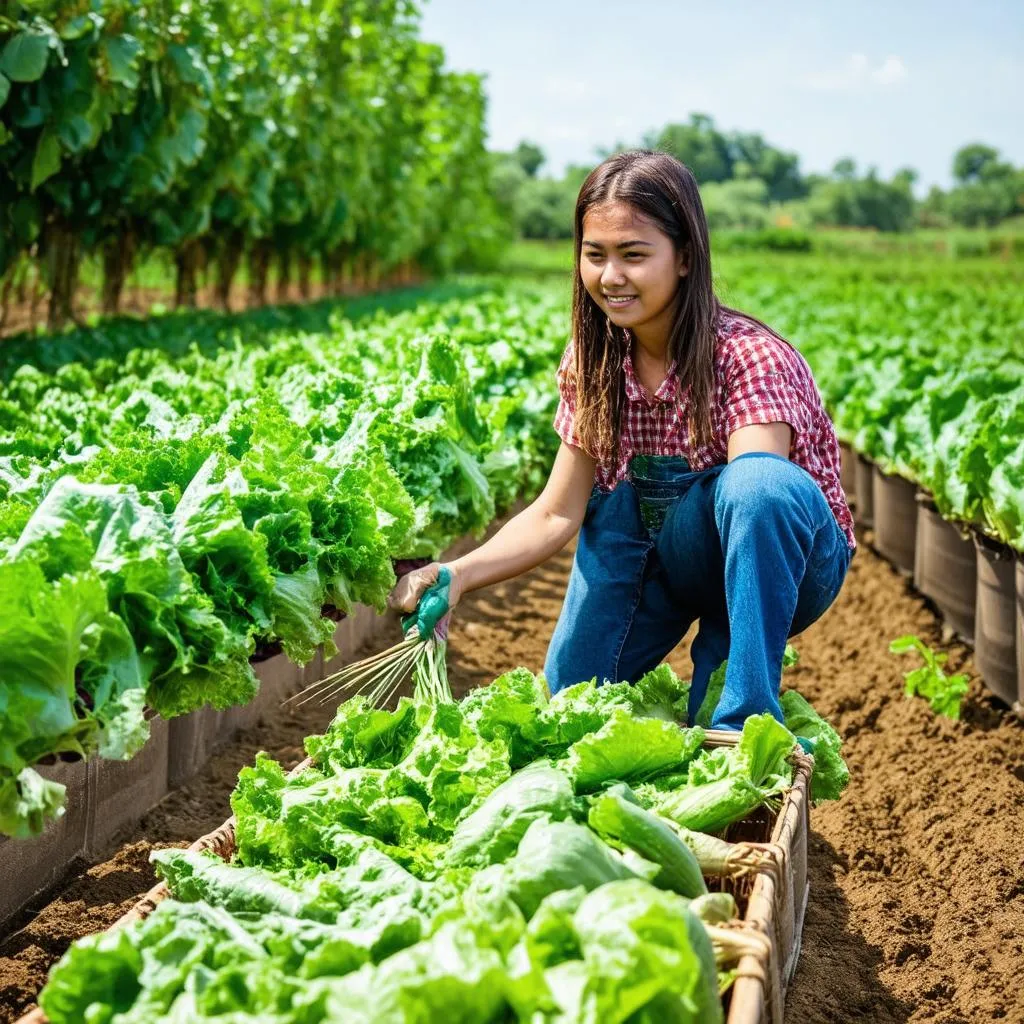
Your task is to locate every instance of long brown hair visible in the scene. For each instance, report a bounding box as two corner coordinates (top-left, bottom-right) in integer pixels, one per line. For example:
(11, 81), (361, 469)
(568, 150), (723, 468)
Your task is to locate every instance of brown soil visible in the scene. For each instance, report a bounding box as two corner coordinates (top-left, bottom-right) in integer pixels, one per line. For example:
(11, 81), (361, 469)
(1, 525), (1022, 1023)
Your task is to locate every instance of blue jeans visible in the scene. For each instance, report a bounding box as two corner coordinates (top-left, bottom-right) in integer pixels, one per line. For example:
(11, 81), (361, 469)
(543, 453), (852, 731)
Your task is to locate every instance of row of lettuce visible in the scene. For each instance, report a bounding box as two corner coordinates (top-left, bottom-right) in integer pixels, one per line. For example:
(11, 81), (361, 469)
(0, 282), (568, 837)
(36, 664), (848, 1024)
(722, 255), (1024, 551)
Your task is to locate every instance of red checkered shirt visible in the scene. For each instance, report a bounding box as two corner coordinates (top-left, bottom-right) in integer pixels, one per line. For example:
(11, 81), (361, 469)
(554, 309), (856, 548)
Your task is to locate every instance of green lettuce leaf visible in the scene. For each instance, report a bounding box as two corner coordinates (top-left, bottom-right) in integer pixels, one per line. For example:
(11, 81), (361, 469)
(445, 762), (580, 868)
(587, 785), (707, 898)
(779, 690), (850, 801)
(471, 818), (654, 920)
(565, 709), (705, 793)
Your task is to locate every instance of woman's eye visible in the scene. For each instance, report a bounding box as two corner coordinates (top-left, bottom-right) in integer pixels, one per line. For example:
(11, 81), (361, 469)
(625, 252), (644, 259)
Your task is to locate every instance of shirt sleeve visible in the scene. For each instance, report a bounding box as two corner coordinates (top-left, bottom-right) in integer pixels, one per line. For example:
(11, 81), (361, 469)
(723, 335), (810, 438)
(553, 343), (580, 447)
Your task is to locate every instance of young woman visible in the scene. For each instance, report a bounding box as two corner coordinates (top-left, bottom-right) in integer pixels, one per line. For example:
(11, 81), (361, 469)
(389, 150), (854, 732)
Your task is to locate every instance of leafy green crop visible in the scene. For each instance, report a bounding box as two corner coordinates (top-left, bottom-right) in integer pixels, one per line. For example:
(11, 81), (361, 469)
(889, 635), (970, 719)
(0, 281), (568, 836)
(716, 252), (1024, 550)
(41, 665), (838, 1023)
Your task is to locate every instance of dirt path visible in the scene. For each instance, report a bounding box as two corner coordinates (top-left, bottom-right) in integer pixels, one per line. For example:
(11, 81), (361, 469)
(1, 528), (1022, 1023)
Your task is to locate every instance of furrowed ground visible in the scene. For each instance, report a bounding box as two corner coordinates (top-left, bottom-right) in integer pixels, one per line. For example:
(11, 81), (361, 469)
(1, 517), (1021, 1024)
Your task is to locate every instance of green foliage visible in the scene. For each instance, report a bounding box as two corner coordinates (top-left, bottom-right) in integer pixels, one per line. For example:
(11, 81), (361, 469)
(587, 785), (707, 899)
(777, 691), (850, 802)
(640, 715), (797, 833)
(0, 2), (507, 320)
(39, 665), (844, 1022)
(889, 635), (970, 719)
(0, 281), (570, 836)
(710, 250), (1024, 550)
(516, 176), (579, 241)
(802, 165), (917, 232)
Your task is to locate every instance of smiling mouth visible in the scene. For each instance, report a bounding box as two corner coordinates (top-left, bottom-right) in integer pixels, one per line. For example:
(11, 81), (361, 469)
(605, 295), (637, 306)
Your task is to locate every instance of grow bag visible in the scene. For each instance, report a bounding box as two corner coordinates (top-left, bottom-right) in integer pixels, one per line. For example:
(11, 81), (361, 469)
(1016, 559), (1024, 711)
(871, 467), (917, 576)
(838, 441), (856, 505)
(913, 500), (976, 644)
(854, 454), (874, 529)
(974, 535), (1018, 706)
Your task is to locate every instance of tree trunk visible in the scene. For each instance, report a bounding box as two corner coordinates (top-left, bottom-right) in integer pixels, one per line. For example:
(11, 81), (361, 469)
(0, 270), (13, 331)
(325, 250), (344, 296)
(101, 230), (135, 316)
(46, 221), (81, 331)
(297, 252), (313, 300)
(215, 234), (244, 312)
(319, 252), (334, 297)
(15, 260), (28, 304)
(336, 250), (349, 295)
(174, 240), (202, 308)
(349, 252), (365, 292)
(29, 260), (43, 331)
(247, 240), (272, 308)
(276, 249), (292, 304)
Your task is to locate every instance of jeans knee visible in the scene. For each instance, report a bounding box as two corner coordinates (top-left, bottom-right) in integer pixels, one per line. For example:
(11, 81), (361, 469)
(714, 453), (815, 527)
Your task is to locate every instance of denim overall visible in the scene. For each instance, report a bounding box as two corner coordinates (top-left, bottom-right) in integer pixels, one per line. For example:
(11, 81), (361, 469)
(543, 452), (852, 731)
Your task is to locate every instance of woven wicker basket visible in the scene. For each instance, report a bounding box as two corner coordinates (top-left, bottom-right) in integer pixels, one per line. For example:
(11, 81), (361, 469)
(18, 739), (813, 1024)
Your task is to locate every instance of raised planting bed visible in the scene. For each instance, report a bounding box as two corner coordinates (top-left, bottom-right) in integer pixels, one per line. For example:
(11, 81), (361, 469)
(913, 499), (977, 644)
(1016, 558), (1024, 714)
(0, 658), (302, 929)
(166, 706), (230, 789)
(974, 534), (1018, 706)
(85, 716), (170, 860)
(0, 761), (90, 927)
(854, 454), (874, 529)
(13, 734), (815, 1024)
(871, 467), (917, 576)
(838, 441), (856, 506)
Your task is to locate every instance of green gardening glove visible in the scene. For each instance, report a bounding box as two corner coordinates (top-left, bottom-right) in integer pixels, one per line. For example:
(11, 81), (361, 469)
(401, 566), (452, 641)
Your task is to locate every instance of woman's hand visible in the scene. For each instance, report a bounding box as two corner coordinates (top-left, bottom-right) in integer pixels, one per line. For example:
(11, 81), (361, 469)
(387, 561), (464, 617)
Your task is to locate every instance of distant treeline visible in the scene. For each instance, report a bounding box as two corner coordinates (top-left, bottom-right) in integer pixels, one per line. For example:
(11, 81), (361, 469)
(492, 114), (1024, 238)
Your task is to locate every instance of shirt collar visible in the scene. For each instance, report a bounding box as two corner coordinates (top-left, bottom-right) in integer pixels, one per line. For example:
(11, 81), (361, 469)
(622, 340), (679, 406)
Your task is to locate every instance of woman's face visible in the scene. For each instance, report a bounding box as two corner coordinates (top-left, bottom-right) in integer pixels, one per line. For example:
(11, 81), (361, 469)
(579, 200), (689, 336)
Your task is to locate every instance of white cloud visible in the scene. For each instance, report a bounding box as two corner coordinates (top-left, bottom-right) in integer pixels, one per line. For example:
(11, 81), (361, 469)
(801, 53), (908, 91)
(542, 75), (590, 101)
(542, 123), (593, 143)
(871, 55), (908, 86)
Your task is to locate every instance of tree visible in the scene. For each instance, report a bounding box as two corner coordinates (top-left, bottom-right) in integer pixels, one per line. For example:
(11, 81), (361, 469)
(518, 177), (576, 240)
(514, 141), (545, 178)
(650, 114), (733, 183)
(831, 158), (857, 182)
(945, 181), (1016, 227)
(727, 132), (805, 201)
(948, 145), (1021, 226)
(805, 167), (915, 231)
(700, 179), (771, 230)
(952, 144), (1003, 184)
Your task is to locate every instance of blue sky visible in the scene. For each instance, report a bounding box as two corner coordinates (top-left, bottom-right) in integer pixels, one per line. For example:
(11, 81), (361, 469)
(419, 0), (1023, 195)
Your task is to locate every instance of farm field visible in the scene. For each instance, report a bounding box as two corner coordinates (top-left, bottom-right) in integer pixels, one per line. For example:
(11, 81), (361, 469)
(0, 246), (1022, 1023)
(2, 1), (1023, 1019)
